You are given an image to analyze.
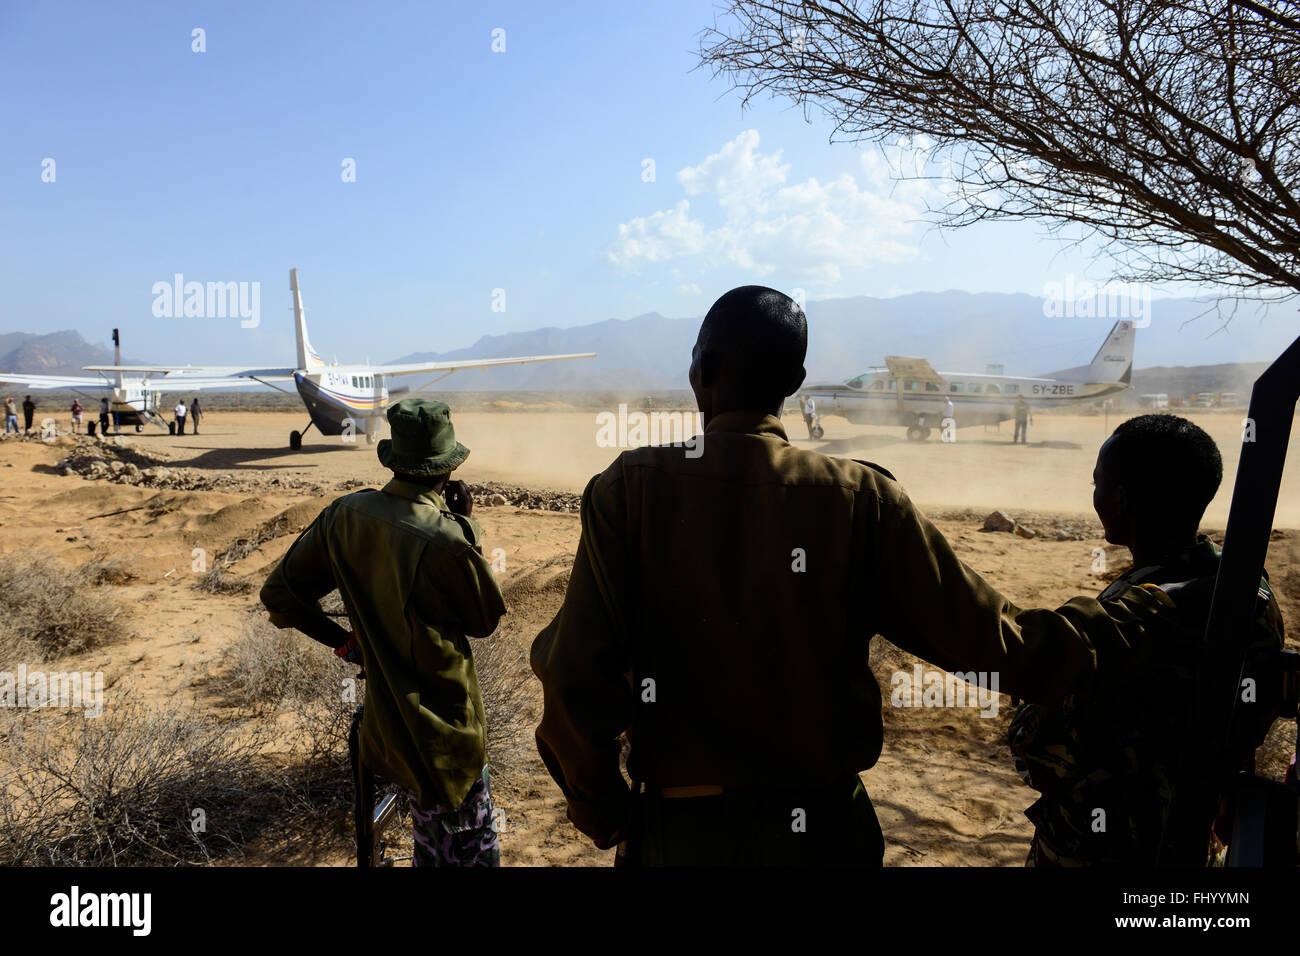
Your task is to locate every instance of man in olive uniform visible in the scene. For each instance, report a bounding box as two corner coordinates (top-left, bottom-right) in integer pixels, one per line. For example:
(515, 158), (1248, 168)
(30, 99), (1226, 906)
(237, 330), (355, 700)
(532, 286), (1172, 867)
(1009, 414), (1285, 866)
(262, 398), (506, 866)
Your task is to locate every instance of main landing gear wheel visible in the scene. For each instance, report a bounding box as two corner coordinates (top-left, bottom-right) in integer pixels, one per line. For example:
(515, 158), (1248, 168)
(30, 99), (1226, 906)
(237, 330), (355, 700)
(906, 425), (927, 441)
(810, 423), (824, 440)
(135, 424), (143, 433)
(290, 430), (303, 450)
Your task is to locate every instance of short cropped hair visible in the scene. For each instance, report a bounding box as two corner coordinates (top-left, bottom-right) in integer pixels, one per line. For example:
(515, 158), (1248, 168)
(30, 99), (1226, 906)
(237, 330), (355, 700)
(1105, 414), (1222, 524)
(697, 286), (807, 400)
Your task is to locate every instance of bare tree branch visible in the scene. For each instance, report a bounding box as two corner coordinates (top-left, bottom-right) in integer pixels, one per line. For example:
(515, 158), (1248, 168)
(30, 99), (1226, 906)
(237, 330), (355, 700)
(699, 0), (1300, 301)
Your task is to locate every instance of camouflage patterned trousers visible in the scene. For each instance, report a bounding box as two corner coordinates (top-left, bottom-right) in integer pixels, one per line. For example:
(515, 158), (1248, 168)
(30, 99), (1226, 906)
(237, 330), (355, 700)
(406, 768), (500, 867)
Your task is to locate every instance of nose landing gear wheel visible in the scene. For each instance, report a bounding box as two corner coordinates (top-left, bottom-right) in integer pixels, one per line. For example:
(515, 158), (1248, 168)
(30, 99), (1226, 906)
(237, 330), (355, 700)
(906, 425), (925, 441)
(290, 430), (302, 450)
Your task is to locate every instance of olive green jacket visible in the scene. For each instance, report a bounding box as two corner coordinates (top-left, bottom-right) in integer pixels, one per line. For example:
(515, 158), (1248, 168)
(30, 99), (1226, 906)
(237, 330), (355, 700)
(261, 479), (506, 809)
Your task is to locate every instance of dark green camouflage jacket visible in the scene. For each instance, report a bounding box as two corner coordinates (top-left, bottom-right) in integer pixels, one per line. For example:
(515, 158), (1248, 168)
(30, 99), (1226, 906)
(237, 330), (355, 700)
(1009, 538), (1285, 866)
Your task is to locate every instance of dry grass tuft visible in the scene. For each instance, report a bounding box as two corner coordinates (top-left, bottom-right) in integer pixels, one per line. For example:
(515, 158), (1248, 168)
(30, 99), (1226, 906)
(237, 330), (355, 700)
(0, 553), (126, 662)
(0, 688), (274, 865)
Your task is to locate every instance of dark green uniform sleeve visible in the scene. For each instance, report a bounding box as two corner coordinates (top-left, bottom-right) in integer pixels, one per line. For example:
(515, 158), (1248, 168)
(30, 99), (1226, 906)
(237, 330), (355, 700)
(260, 510), (351, 650)
(530, 472), (634, 848)
(872, 489), (1144, 701)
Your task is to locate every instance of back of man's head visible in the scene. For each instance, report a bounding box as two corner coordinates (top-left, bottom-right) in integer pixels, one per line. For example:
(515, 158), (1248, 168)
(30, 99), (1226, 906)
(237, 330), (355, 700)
(692, 286), (807, 409)
(1104, 414), (1222, 528)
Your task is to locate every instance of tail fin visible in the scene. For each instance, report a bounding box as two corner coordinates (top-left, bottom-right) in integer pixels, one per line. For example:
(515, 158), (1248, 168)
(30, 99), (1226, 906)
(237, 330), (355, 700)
(1085, 320), (1135, 385)
(289, 269), (324, 371)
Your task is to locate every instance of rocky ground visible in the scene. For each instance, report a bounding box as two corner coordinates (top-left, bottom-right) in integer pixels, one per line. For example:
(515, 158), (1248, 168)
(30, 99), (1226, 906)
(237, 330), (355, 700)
(42, 434), (582, 511)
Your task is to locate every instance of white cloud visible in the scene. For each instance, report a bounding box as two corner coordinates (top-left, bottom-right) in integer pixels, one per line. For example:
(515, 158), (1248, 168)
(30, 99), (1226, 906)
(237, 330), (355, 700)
(605, 130), (942, 284)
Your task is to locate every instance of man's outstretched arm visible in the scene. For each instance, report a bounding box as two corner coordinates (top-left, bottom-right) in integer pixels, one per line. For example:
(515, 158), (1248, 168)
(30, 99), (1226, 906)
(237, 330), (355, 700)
(530, 473), (635, 848)
(871, 487), (1152, 701)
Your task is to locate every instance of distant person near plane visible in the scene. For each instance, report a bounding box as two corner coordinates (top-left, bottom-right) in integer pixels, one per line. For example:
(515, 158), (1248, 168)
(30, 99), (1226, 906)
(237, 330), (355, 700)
(22, 396), (35, 435)
(189, 398), (203, 434)
(801, 394), (817, 439)
(174, 400), (187, 436)
(98, 398), (110, 437)
(4, 397), (17, 436)
(71, 399), (83, 434)
(1013, 396), (1031, 444)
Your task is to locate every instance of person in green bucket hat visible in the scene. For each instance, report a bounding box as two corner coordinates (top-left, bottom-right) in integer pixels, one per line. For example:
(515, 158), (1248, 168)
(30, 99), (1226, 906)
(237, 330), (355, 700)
(262, 397), (506, 866)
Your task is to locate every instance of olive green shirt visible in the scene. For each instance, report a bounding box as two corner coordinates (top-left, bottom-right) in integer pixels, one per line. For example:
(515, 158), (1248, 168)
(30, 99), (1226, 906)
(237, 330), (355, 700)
(261, 478), (506, 809)
(532, 412), (1164, 845)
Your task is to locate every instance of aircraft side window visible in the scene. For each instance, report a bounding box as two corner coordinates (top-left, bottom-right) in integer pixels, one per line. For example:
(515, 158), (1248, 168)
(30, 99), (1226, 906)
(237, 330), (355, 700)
(868, 380), (884, 391)
(950, 383), (963, 393)
(925, 382), (941, 392)
(905, 380), (920, 391)
(847, 375), (868, 389)
(969, 384), (983, 394)
(985, 384), (1000, 394)
(1004, 384), (1019, 394)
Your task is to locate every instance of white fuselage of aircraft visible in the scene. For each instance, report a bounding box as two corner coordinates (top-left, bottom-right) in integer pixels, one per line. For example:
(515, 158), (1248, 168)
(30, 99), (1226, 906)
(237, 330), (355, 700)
(798, 320), (1135, 440)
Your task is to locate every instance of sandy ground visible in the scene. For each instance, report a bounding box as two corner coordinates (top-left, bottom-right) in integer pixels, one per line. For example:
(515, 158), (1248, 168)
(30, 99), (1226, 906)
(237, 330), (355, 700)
(0, 407), (1296, 867)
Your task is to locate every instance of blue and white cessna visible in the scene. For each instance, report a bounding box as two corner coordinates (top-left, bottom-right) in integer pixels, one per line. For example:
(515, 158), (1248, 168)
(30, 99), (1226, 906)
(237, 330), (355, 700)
(798, 320), (1135, 440)
(3, 270), (596, 448)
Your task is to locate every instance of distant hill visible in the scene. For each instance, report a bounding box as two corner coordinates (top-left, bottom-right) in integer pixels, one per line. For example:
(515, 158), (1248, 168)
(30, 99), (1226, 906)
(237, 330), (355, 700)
(1130, 363), (1271, 400)
(392, 291), (1296, 390)
(0, 331), (148, 378)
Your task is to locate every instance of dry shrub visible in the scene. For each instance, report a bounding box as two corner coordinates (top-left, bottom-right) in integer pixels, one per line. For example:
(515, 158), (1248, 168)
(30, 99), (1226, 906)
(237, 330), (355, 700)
(218, 617), (356, 814)
(0, 687), (273, 865)
(0, 553), (125, 661)
(76, 555), (136, 586)
(196, 567), (254, 595)
(217, 515), (290, 566)
(220, 617), (352, 717)
(475, 625), (538, 788)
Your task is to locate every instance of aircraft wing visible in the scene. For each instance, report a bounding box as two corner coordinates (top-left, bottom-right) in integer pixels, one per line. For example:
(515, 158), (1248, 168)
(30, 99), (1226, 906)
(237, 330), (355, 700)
(135, 375), (295, 391)
(83, 365), (297, 379)
(0, 371), (116, 389)
(325, 353), (598, 378)
(883, 356), (947, 386)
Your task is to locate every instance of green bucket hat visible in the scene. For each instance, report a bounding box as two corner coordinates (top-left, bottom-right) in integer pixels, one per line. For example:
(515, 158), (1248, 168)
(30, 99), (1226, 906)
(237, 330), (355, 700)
(376, 398), (470, 477)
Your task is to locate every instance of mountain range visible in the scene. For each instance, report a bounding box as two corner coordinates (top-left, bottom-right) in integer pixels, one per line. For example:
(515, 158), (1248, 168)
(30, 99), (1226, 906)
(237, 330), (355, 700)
(3, 291), (1295, 391)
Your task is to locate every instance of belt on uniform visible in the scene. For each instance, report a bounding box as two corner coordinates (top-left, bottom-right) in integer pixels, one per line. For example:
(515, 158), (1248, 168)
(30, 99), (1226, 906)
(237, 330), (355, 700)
(655, 784), (725, 799)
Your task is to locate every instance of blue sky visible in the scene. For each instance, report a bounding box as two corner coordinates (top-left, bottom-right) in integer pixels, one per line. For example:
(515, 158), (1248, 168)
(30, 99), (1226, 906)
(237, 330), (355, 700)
(0, 0), (1266, 366)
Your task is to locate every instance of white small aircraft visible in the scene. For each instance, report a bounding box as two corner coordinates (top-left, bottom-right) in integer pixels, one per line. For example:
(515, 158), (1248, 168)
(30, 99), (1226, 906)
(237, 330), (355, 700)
(3, 269), (596, 448)
(0, 328), (178, 432)
(797, 319), (1135, 440)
